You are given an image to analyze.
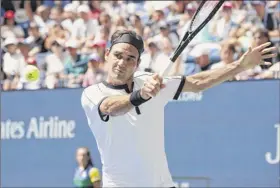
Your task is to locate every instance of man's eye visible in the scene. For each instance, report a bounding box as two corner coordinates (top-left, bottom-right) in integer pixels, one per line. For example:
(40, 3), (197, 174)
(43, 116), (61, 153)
(115, 54), (122, 59)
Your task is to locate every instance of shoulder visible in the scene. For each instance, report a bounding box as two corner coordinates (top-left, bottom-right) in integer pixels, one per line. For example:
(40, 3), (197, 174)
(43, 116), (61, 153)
(3, 52), (9, 58)
(81, 84), (103, 107)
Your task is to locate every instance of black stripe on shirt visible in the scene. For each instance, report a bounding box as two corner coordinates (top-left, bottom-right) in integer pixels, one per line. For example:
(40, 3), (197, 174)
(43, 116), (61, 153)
(173, 76), (185, 100)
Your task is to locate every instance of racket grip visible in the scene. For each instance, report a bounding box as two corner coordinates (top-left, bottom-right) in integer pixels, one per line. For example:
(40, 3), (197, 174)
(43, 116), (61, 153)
(159, 60), (173, 77)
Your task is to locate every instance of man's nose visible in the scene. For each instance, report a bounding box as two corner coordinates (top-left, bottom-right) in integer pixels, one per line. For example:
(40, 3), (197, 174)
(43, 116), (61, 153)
(117, 59), (126, 67)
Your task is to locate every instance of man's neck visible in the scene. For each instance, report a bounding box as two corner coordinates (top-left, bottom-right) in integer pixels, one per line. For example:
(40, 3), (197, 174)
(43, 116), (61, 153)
(106, 77), (133, 91)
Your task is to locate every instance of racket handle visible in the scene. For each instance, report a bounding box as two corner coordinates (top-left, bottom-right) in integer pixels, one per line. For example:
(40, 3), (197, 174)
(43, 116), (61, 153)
(159, 59), (173, 77)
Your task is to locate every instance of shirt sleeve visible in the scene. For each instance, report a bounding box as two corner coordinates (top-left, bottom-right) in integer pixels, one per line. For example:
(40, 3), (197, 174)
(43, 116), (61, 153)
(81, 86), (109, 124)
(89, 167), (101, 183)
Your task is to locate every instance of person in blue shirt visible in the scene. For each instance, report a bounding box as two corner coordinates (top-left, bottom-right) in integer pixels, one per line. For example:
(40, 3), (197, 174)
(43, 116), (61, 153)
(73, 147), (101, 188)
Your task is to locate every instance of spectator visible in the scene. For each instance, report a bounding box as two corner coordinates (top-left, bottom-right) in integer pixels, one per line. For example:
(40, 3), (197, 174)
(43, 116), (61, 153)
(61, 3), (77, 33)
(112, 15), (127, 32)
(18, 41), (31, 61)
(95, 26), (110, 46)
(251, 1), (279, 37)
(185, 45), (211, 75)
(82, 53), (105, 88)
(91, 39), (107, 63)
(210, 42), (236, 70)
(44, 41), (66, 89)
(45, 23), (69, 50)
(252, 28), (280, 69)
(98, 12), (112, 31)
(255, 61), (280, 79)
(1, 10), (25, 39)
(209, 2), (238, 41)
(128, 14), (145, 37)
(2, 37), (26, 91)
(71, 4), (99, 43)
(88, 0), (101, 20)
(48, 6), (63, 27)
(145, 9), (166, 36)
(139, 40), (170, 73)
(64, 39), (88, 88)
(73, 147), (101, 188)
(24, 22), (48, 56)
(32, 5), (51, 36)
(152, 21), (179, 49)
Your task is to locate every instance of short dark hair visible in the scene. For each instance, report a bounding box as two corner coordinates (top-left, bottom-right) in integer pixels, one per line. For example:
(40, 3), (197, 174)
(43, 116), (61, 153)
(110, 30), (142, 45)
(253, 28), (270, 40)
(110, 30), (144, 59)
(221, 42), (236, 53)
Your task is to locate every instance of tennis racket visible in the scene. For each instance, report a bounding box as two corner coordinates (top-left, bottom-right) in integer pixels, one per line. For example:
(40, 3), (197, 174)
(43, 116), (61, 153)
(160, 0), (225, 77)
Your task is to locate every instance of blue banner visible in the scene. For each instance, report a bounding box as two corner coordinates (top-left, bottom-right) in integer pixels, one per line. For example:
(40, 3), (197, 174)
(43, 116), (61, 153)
(1, 80), (280, 187)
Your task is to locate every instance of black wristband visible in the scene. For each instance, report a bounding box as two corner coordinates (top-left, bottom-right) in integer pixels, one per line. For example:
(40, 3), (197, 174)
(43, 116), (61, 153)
(130, 90), (150, 106)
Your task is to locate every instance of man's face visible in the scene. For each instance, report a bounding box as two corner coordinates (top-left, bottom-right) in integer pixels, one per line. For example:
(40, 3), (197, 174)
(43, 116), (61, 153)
(221, 47), (233, 62)
(6, 44), (17, 54)
(79, 12), (89, 20)
(99, 15), (111, 29)
(50, 9), (60, 21)
(196, 54), (209, 68)
(105, 43), (140, 83)
(254, 33), (268, 46)
(29, 27), (40, 37)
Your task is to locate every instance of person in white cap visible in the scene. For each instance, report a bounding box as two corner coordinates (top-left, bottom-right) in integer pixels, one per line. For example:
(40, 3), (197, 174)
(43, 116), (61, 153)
(61, 3), (77, 32)
(71, 4), (99, 43)
(64, 39), (87, 88)
(2, 37), (26, 91)
(81, 29), (277, 187)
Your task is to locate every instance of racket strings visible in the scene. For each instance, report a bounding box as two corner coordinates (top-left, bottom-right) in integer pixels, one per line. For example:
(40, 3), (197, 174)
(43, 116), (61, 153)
(191, 1), (220, 31)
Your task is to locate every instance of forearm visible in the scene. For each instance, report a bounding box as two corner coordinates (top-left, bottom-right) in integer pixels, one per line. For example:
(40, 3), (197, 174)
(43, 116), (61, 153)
(99, 94), (134, 116)
(183, 61), (243, 92)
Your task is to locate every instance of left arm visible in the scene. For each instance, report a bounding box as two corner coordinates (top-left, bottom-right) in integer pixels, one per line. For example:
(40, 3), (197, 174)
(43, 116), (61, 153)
(182, 42), (277, 93)
(183, 61), (243, 92)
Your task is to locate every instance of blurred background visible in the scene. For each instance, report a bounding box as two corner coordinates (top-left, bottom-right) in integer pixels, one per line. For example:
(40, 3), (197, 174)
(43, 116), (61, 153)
(1, 0), (280, 187)
(1, 0), (280, 90)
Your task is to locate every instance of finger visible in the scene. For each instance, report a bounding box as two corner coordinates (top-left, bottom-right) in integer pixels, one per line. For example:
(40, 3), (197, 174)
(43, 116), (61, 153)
(152, 73), (163, 83)
(152, 73), (159, 80)
(143, 87), (157, 98)
(147, 78), (160, 87)
(261, 47), (277, 55)
(254, 42), (271, 51)
(147, 83), (161, 96)
(160, 84), (166, 89)
(145, 83), (160, 94)
(262, 53), (277, 59)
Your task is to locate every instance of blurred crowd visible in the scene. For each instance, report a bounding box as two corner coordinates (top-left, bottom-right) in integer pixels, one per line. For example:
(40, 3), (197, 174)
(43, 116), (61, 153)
(1, 0), (279, 91)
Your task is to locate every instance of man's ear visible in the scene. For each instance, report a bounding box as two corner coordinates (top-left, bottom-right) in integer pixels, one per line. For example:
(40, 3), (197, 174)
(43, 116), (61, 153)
(104, 48), (110, 61)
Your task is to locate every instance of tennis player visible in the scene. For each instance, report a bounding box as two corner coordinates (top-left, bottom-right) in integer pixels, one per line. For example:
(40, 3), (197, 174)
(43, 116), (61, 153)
(81, 30), (276, 187)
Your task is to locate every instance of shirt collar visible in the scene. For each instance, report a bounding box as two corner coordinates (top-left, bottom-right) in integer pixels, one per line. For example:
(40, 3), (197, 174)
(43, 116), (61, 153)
(102, 81), (134, 93)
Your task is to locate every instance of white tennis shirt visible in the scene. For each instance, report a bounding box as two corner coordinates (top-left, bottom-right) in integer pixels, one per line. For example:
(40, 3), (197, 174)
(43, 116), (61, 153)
(81, 71), (185, 187)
